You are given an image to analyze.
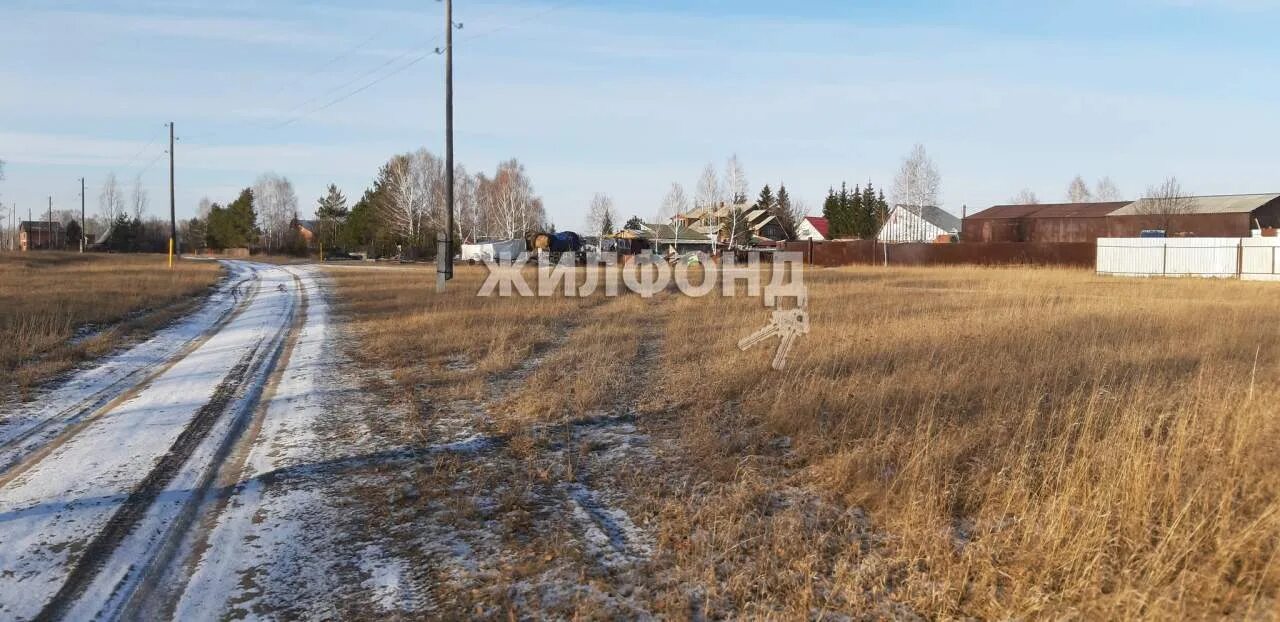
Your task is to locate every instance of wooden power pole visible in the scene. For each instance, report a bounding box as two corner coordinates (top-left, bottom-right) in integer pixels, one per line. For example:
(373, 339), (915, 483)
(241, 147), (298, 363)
(168, 122), (176, 268)
(80, 177), (85, 252)
(437, 0), (455, 293)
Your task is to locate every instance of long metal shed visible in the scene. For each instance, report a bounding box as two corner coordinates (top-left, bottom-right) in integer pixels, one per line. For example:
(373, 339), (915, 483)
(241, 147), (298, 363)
(963, 202), (1130, 243)
(1106, 193), (1280, 237)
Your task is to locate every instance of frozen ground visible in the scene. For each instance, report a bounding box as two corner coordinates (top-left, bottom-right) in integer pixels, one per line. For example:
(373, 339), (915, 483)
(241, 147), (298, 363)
(0, 261), (664, 620)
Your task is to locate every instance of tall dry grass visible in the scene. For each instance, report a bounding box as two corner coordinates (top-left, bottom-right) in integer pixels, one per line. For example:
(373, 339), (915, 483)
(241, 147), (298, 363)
(652, 266), (1280, 618)
(0, 252), (221, 399)
(328, 262), (1280, 619)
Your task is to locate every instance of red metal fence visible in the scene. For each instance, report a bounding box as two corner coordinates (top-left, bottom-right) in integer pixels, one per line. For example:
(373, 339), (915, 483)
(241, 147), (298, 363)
(781, 240), (1095, 268)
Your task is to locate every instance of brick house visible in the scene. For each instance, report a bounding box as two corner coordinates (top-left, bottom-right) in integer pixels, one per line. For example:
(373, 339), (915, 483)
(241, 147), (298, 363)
(19, 221), (64, 251)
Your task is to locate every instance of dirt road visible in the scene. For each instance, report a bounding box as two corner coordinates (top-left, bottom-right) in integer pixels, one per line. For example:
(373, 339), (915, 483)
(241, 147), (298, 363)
(0, 260), (664, 620)
(0, 261), (318, 620)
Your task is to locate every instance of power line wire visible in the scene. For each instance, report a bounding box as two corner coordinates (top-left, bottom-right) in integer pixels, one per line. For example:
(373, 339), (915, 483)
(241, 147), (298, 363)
(270, 0), (580, 130)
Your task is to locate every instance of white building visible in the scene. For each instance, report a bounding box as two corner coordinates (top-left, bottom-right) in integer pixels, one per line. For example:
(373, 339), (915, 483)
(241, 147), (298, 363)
(794, 216), (829, 241)
(877, 205), (960, 243)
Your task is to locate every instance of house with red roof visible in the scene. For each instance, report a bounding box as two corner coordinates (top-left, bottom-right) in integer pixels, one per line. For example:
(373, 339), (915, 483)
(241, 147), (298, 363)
(795, 216), (829, 241)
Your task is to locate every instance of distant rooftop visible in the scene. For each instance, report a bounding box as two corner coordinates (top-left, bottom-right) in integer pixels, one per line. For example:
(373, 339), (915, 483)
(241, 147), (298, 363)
(1109, 193), (1280, 216)
(967, 201), (1131, 220)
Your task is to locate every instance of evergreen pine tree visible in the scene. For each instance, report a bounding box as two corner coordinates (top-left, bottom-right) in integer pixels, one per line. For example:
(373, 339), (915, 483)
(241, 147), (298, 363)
(850, 185), (865, 238)
(862, 181), (878, 238)
(754, 184), (775, 213)
(774, 184), (797, 238)
(834, 183), (851, 238)
(877, 188), (889, 229)
(315, 183), (349, 248)
(822, 188), (837, 225)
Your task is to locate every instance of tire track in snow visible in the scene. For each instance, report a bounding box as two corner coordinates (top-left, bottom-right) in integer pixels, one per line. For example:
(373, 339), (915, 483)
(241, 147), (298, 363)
(0, 267), (264, 487)
(34, 270), (304, 621)
(0, 263), (299, 621)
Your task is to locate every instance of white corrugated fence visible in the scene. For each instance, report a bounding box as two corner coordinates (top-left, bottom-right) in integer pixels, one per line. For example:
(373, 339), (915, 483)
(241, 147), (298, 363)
(1097, 237), (1280, 281)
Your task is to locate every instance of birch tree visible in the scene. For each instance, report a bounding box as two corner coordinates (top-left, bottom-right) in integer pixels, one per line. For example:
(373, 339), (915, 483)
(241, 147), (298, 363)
(130, 175), (149, 220)
(253, 173), (299, 251)
(99, 172), (126, 224)
(659, 182), (689, 253)
(724, 155), (748, 205)
(660, 182), (689, 222)
(1094, 176), (1122, 201)
(482, 159), (541, 240)
(1012, 189), (1040, 205)
(454, 164), (478, 243)
(892, 144), (942, 242)
(382, 153), (430, 247)
(586, 193), (616, 239)
(724, 155), (748, 249)
(695, 163), (722, 211)
(1066, 175), (1093, 203)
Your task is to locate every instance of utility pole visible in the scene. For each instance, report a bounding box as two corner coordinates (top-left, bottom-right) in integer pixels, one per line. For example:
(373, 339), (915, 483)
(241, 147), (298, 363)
(436, 0), (455, 293)
(168, 122), (176, 268)
(80, 177), (86, 252)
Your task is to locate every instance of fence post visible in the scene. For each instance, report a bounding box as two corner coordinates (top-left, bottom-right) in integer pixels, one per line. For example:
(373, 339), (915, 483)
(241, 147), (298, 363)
(1237, 240), (1244, 279)
(1162, 243), (1167, 276)
(808, 239), (813, 266)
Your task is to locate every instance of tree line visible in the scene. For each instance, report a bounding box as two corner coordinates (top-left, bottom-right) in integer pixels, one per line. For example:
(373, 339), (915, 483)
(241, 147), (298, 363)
(175, 151), (548, 258)
(821, 182), (889, 239)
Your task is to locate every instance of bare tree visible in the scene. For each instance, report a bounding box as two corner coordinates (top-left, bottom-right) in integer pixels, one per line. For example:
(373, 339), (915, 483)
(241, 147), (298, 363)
(659, 182), (689, 222)
(723, 155), (748, 205)
(479, 158), (542, 241)
(658, 182), (690, 253)
(723, 155), (748, 249)
(382, 152), (431, 248)
(1094, 176), (1122, 201)
(1136, 176), (1195, 233)
(586, 193), (616, 240)
(454, 164), (478, 243)
(197, 197), (213, 220)
(1066, 175), (1093, 203)
(130, 175), (149, 221)
(892, 143), (942, 242)
(253, 173), (299, 251)
(99, 172), (126, 224)
(1011, 189), (1040, 205)
(695, 163), (722, 211)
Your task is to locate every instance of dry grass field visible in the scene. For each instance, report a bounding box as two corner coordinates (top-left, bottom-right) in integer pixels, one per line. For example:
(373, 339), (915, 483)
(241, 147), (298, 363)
(0, 252), (222, 399)
(326, 262), (1280, 619)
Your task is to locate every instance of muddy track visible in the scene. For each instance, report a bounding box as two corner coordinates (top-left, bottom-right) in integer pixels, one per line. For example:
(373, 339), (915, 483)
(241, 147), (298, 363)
(0, 267), (263, 483)
(32, 271), (301, 622)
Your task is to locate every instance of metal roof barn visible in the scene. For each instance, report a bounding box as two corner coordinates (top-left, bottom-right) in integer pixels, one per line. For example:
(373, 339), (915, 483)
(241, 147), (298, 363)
(1107, 193), (1280, 237)
(963, 201), (1130, 243)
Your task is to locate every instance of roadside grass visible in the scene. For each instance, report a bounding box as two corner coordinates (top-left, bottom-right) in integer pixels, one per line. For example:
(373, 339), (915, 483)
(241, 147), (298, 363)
(0, 252), (222, 400)
(327, 262), (1280, 619)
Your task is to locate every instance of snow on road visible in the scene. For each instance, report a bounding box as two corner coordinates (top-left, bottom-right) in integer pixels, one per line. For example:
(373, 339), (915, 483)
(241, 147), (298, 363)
(0, 262), (301, 620)
(172, 264), (351, 619)
(0, 261), (256, 469)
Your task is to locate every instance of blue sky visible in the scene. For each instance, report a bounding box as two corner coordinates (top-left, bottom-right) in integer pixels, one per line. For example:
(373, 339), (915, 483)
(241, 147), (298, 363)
(2, 0), (1279, 230)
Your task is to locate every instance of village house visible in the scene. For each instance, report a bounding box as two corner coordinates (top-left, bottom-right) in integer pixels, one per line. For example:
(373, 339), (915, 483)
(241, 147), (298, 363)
(18, 221), (64, 251)
(795, 216), (829, 241)
(295, 220), (321, 247)
(643, 222), (715, 255)
(877, 205), (960, 243)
